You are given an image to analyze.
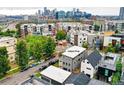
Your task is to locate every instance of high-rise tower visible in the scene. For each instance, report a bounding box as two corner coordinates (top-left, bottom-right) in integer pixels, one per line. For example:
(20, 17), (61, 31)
(119, 7), (124, 20)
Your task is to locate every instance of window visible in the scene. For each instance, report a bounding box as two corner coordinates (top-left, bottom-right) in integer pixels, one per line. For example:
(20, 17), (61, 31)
(87, 62), (89, 64)
(6, 42), (9, 44)
(68, 63), (70, 66)
(84, 38), (86, 40)
(10, 56), (13, 60)
(87, 68), (91, 70)
(86, 74), (91, 77)
(63, 62), (65, 65)
(66, 63), (68, 65)
(63, 67), (67, 70)
(78, 58), (80, 61)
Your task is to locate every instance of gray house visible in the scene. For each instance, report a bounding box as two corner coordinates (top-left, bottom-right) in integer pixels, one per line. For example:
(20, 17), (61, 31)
(59, 46), (87, 72)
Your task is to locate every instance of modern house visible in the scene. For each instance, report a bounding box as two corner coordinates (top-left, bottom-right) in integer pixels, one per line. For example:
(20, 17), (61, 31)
(59, 46), (87, 72)
(0, 37), (17, 62)
(81, 50), (102, 78)
(40, 66), (71, 85)
(20, 23), (55, 37)
(103, 36), (121, 47)
(69, 30), (98, 48)
(69, 30), (88, 47)
(97, 52), (121, 83)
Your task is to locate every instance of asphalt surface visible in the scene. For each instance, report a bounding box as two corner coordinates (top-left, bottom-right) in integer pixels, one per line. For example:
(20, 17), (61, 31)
(0, 58), (58, 85)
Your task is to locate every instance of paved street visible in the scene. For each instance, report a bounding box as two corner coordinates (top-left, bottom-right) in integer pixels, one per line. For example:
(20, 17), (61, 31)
(0, 58), (58, 85)
(2, 21), (19, 32)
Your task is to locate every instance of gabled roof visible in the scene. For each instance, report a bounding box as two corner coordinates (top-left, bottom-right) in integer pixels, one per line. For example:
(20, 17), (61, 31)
(72, 72), (91, 85)
(86, 50), (102, 68)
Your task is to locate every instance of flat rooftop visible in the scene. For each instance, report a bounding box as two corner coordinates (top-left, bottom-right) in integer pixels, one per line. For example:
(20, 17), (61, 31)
(40, 66), (71, 84)
(98, 52), (121, 71)
(62, 46), (86, 58)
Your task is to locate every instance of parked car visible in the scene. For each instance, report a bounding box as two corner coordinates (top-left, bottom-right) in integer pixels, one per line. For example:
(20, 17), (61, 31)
(49, 61), (56, 65)
(38, 65), (47, 71)
(29, 63), (39, 68)
(20, 66), (30, 72)
(49, 59), (59, 65)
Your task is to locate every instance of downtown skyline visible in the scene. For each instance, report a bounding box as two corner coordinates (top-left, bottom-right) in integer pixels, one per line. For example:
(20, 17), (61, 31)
(0, 7), (121, 16)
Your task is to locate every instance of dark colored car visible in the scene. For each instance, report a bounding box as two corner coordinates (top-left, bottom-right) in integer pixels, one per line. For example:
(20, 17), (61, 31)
(49, 61), (56, 65)
(20, 66), (30, 72)
(38, 65), (47, 71)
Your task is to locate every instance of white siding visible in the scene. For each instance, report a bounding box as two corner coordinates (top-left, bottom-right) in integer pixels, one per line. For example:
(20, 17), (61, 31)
(81, 60), (95, 78)
(103, 36), (121, 47)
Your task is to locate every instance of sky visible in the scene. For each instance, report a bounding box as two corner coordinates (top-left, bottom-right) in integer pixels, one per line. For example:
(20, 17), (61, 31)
(0, 7), (121, 16)
(0, 0), (123, 16)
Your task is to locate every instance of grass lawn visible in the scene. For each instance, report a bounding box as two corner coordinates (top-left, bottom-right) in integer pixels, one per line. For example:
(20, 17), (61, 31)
(7, 67), (20, 76)
(35, 72), (41, 78)
(0, 67), (20, 81)
(52, 61), (59, 67)
(28, 60), (36, 65)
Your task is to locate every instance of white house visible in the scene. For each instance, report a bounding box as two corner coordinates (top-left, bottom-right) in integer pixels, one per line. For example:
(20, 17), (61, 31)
(81, 50), (102, 78)
(69, 30), (88, 47)
(40, 66), (71, 85)
(20, 23), (55, 36)
(103, 36), (121, 47)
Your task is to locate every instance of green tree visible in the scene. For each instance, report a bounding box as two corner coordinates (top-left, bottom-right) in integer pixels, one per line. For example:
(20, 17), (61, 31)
(42, 37), (56, 59)
(0, 47), (10, 77)
(26, 35), (47, 62)
(112, 58), (122, 84)
(112, 72), (120, 85)
(56, 30), (67, 40)
(106, 43), (116, 53)
(16, 40), (29, 70)
(32, 41), (43, 62)
(94, 24), (100, 31)
(115, 30), (119, 34)
(82, 42), (88, 49)
(15, 23), (21, 37)
(116, 59), (122, 73)
(115, 42), (121, 53)
(0, 26), (2, 32)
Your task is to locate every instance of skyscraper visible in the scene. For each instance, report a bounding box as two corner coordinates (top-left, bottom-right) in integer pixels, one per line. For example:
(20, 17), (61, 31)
(38, 10), (41, 15)
(119, 7), (124, 20)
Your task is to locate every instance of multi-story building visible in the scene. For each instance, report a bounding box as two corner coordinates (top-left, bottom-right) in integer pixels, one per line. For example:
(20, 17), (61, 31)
(73, 9), (82, 20)
(0, 37), (17, 62)
(20, 23), (55, 37)
(55, 11), (66, 20)
(103, 36), (121, 47)
(69, 30), (97, 48)
(119, 7), (124, 20)
(81, 50), (102, 78)
(97, 52), (121, 83)
(66, 11), (73, 18)
(69, 30), (88, 47)
(59, 46), (87, 72)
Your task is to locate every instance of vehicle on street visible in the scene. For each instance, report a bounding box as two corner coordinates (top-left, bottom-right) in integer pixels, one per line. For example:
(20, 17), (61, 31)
(38, 65), (47, 71)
